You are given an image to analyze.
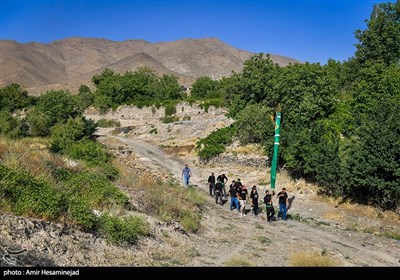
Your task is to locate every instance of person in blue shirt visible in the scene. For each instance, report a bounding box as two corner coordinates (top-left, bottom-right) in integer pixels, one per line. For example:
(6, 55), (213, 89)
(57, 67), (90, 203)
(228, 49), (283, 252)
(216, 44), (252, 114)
(182, 164), (192, 187)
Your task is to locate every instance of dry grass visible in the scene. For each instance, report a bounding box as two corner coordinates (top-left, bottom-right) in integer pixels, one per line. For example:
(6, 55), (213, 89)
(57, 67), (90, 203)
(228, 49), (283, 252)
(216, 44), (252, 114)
(114, 158), (206, 233)
(227, 143), (265, 156)
(223, 257), (252, 267)
(319, 195), (400, 225)
(322, 210), (345, 222)
(289, 250), (340, 267)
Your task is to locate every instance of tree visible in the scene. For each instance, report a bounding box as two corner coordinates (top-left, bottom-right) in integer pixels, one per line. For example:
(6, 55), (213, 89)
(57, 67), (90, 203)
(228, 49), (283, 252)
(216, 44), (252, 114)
(224, 54), (280, 117)
(75, 85), (94, 111)
(155, 74), (182, 100)
(92, 68), (115, 87)
(27, 90), (81, 136)
(354, 1), (400, 66)
(50, 117), (96, 153)
(234, 104), (274, 149)
(0, 83), (31, 112)
(190, 76), (219, 98)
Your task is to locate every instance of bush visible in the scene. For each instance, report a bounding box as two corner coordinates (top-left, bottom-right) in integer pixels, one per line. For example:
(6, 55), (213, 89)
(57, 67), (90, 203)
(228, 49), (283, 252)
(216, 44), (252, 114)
(66, 139), (109, 166)
(164, 103), (177, 116)
(67, 197), (99, 228)
(0, 111), (29, 139)
(149, 128), (158, 134)
(179, 210), (201, 233)
(160, 115), (180, 123)
(50, 117), (97, 153)
(100, 214), (149, 245)
(0, 165), (65, 219)
(196, 126), (235, 161)
(96, 119), (121, 128)
(64, 172), (128, 208)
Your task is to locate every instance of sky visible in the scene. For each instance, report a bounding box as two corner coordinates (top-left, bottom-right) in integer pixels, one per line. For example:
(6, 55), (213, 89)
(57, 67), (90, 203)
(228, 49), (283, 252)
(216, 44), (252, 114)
(0, 0), (395, 64)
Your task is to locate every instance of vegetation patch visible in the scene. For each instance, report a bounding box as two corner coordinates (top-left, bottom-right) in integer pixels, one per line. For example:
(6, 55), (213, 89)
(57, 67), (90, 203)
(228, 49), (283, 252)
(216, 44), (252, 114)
(196, 125), (235, 161)
(289, 250), (340, 267)
(223, 257), (252, 267)
(96, 119), (121, 128)
(100, 214), (150, 245)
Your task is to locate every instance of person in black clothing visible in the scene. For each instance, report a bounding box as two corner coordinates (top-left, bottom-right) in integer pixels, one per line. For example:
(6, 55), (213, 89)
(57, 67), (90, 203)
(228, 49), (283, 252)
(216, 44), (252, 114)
(233, 178), (242, 189)
(238, 185), (248, 217)
(214, 179), (223, 205)
(277, 188), (289, 220)
(263, 190), (275, 222)
(208, 172), (216, 197)
(228, 180), (240, 211)
(217, 173), (228, 198)
(250, 186), (259, 216)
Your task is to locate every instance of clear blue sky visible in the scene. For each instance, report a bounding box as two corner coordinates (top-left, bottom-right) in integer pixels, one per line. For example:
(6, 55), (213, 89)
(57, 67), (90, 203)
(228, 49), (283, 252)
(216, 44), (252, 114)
(0, 0), (395, 63)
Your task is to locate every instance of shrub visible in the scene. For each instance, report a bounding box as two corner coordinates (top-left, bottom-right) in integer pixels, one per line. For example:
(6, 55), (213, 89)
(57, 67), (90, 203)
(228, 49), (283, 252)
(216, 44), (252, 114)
(100, 214), (149, 245)
(0, 165), (65, 219)
(50, 117), (96, 153)
(196, 125), (235, 161)
(66, 139), (109, 166)
(0, 111), (28, 139)
(96, 119), (121, 128)
(160, 115), (180, 123)
(164, 103), (177, 116)
(149, 128), (158, 134)
(179, 210), (201, 233)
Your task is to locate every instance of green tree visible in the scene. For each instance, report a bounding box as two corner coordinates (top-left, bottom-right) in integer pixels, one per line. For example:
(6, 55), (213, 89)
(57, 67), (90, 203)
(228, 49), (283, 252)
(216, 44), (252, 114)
(190, 76), (219, 98)
(155, 74), (182, 99)
(354, 1), (400, 66)
(92, 68), (115, 87)
(0, 111), (28, 139)
(234, 104), (274, 152)
(50, 117), (96, 153)
(0, 83), (31, 112)
(75, 84), (94, 110)
(224, 54), (280, 117)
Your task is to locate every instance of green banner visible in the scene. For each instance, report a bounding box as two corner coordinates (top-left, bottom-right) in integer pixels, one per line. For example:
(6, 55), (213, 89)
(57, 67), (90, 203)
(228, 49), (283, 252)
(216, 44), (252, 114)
(270, 111), (281, 190)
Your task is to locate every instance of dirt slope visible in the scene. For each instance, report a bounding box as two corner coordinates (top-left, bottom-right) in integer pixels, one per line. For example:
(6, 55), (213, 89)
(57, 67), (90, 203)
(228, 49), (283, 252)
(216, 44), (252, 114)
(97, 133), (400, 267)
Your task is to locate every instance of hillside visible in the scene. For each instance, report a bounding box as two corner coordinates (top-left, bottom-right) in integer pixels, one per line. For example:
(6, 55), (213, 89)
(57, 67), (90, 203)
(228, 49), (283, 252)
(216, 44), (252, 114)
(0, 37), (299, 94)
(1, 103), (399, 267)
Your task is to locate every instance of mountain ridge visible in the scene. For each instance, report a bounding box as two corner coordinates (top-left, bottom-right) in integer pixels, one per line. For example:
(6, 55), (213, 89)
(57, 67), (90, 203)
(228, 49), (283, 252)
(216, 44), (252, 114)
(0, 37), (300, 94)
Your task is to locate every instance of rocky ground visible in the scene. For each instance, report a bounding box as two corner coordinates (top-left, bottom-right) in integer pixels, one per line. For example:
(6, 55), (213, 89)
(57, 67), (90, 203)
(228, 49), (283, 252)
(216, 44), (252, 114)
(1, 103), (399, 267)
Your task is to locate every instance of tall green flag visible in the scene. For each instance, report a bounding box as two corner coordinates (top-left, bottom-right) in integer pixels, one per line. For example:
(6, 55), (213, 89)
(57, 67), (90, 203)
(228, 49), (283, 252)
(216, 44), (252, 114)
(270, 111), (281, 190)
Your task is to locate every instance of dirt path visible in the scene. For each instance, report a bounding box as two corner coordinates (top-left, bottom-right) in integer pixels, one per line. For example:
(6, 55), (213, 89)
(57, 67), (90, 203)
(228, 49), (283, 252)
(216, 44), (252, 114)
(101, 134), (400, 267)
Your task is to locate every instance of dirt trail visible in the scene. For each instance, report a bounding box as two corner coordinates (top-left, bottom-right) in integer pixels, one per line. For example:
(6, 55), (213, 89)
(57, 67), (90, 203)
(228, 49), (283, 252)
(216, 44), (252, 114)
(102, 134), (400, 267)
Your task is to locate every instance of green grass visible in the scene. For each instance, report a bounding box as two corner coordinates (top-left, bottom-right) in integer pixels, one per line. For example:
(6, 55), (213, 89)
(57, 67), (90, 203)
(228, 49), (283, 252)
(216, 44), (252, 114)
(258, 236), (272, 244)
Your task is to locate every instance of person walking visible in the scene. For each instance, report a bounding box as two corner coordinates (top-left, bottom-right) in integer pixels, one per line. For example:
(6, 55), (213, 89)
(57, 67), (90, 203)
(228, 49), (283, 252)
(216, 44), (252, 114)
(217, 173), (229, 198)
(228, 180), (240, 212)
(263, 190), (275, 222)
(182, 164), (192, 187)
(250, 186), (259, 216)
(277, 188), (289, 221)
(215, 179), (223, 205)
(238, 185), (248, 217)
(208, 172), (216, 197)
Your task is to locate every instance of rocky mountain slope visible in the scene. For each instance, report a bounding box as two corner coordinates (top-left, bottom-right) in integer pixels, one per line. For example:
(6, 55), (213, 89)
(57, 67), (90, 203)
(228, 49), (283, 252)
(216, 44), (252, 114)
(0, 37), (299, 94)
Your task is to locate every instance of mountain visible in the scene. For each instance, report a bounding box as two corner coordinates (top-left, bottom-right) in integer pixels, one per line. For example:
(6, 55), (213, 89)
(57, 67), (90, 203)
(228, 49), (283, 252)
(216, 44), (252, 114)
(0, 37), (299, 94)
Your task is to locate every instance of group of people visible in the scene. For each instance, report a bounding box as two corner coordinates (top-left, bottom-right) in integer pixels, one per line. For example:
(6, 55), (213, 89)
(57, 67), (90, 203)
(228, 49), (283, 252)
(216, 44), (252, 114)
(207, 172), (289, 221)
(181, 165), (289, 221)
